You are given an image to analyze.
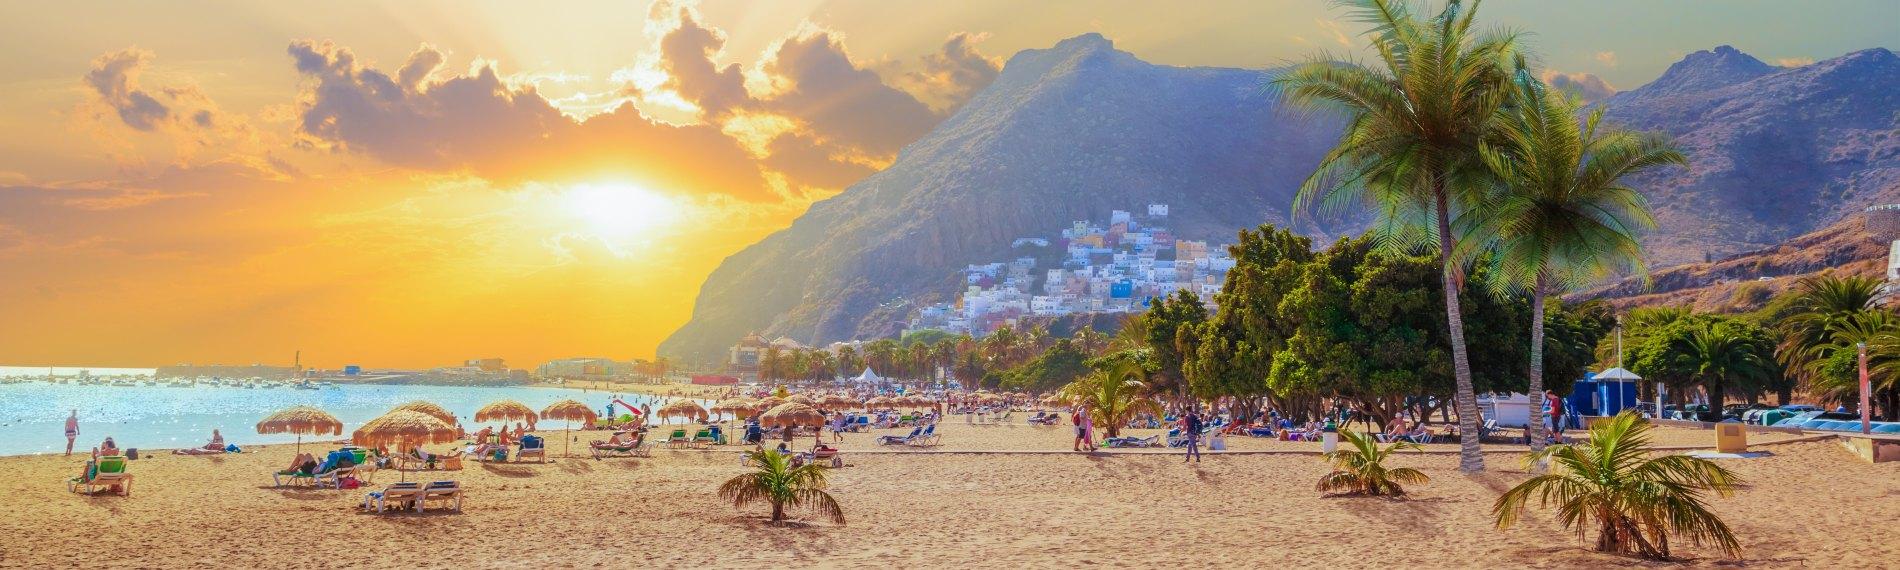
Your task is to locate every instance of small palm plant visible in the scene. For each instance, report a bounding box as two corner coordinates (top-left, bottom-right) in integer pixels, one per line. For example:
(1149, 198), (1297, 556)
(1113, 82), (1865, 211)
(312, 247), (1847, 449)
(718, 449), (846, 525)
(1316, 430), (1429, 496)
(1494, 412), (1741, 560)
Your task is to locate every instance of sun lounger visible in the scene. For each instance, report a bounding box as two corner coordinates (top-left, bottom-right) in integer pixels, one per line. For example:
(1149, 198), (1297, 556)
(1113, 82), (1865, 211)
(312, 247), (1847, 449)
(417, 480), (463, 513)
(517, 435), (547, 463)
(1246, 427), (1275, 438)
(906, 424), (940, 447)
(69, 455), (133, 496)
(590, 439), (651, 459)
(362, 482), (422, 513)
(661, 428), (691, 449)
(876, 426), (923, 446)
(273, 467), (316, 487)
(690, 428), (717, 448)
(1103, 435), (1161, 448)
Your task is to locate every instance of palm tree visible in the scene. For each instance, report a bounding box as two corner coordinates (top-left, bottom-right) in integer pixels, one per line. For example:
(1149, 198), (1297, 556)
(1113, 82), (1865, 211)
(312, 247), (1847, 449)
(1317, 430), (1429, 496)
(1471, 67), (1682, 450)
(1495, 412), (1741, 560)
(1672, 324), (1775, 419)
(1777, 275), (1880, 392)
(1058, 358), (1161, 438)
(718, 449), (846, 525)
(1278, 0), (1523, 471)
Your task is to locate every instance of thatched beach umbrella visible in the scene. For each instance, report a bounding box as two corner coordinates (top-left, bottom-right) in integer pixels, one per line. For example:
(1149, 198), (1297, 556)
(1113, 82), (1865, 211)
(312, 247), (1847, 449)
(390, 400), (457, 424)
(821, 394), (855, 409)
(255, 405), (342, 453)
(658, 400), (708, 423)
(753, 396), (786, 411)
(711, 398), (756, 421)
(760, 402), (825, 426)
(539, 399), (598, 458)
(786, 394), (816, 406)
(863, 396), (893, 410)
(475, 399), (537, 429)
(354, 410), (456, 481)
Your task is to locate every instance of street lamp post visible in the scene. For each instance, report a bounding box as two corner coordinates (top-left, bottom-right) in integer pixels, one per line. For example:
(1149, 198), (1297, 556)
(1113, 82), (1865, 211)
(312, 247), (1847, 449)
(1858, 342), (1872, 435)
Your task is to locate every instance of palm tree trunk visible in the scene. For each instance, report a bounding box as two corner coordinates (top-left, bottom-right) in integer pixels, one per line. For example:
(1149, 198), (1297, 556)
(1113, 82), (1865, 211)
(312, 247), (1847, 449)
(1437, 189), (1486, 472)
(771, 501), (785, 522)
(1527, 282), (1547, 453)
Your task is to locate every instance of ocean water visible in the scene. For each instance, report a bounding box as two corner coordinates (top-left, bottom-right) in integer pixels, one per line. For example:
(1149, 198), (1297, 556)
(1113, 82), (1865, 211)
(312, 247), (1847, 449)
(0, 379), (709, 456)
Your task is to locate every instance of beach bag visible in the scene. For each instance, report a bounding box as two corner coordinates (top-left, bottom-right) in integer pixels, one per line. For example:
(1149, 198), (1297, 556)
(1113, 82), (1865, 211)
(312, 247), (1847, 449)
(1208, 434), (1227, 451)
(125, 448), (139, 460)
(339, 476), (361, 490)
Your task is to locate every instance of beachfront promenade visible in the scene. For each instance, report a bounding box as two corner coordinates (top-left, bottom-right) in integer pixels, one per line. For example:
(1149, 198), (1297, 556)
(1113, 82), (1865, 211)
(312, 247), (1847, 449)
(7, 422), (1895, 568)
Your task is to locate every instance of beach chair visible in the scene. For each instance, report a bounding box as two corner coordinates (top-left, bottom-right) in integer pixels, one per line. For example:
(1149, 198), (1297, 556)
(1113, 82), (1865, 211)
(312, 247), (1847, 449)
(876, 426), (923, 446)
(362, 482), (422, 513)
(417, 480), (463, 513)
(906, 424), (940, 447)
(69, 455), (133, 496)
(690, 428), (717, 448)
(516, 436), (547, 463)
(662, 428), (691, 449)
(1476, 419), (1501, 443)
(315, 465), (357, 489)
(850, 416), (871, 432)
(273, 465), (316, 487)
(590, 438), (650, 459)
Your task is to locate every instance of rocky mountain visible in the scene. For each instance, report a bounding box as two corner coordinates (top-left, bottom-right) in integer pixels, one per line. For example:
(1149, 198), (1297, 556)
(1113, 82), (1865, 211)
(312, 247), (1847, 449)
(661, 39), (1900, 364)
(658, 34), (1346, 364)
(1602, 45), (1900, 266)
(1575, 217), (1886, 313)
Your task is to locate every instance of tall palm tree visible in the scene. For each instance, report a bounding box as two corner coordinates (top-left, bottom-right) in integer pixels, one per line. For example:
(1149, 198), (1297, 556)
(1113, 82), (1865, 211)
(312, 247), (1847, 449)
(1058, 358), (1161, 439)
(1776, 275), (1880, 391)
(1471, 67), (1682, 450)
(1671, 324), (1775, 420)
(718, 449), (846, 525)
(1495, 412), (1741, 560)
(1278, 0), (1522, 471)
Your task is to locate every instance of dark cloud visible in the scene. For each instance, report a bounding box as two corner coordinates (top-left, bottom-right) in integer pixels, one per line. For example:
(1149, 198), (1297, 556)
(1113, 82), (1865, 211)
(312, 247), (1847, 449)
(655, 7), (751, 119)
(85, 49), (172, 131)
(760, 133), (876, 190)
(1543, 71), (1616, 103)
(755, 30), (940, 159)
(900, 33), (1003, 111)
(286, 40), (774, 200)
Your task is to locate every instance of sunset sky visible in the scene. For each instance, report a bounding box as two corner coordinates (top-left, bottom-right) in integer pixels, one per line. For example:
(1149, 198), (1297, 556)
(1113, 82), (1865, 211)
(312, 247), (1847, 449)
(3, 1), (1896, 369)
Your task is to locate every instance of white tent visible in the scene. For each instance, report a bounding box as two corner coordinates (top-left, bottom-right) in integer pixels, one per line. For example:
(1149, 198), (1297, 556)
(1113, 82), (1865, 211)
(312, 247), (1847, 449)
(1594, 367), (1641, 381)
(849, 367), (883, 385)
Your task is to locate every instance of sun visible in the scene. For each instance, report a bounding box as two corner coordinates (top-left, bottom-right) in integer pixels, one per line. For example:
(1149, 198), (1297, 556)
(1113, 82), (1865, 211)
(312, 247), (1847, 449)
(559, 183), (678, 241)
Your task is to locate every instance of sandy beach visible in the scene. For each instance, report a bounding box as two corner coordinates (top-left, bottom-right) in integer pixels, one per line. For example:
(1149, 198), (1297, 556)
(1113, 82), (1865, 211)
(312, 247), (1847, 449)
(2, 423), (1892, 569)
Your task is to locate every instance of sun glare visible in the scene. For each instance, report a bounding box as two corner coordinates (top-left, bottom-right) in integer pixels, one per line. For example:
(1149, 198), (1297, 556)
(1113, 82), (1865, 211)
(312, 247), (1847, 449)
(560, 183), (678, 241)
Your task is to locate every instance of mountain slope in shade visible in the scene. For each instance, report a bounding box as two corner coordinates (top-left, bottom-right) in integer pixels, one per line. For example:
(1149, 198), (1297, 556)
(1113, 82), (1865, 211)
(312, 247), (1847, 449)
(1603, 45), (1900, 266)
(658, 34), (1346, 364)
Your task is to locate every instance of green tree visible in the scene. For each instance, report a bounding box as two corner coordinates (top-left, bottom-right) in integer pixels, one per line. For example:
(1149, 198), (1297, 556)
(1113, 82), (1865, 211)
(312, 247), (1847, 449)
(718, 449), (846, 525)
(1633, 317), (1776, 417)
(1141, 290), (1209, 401)
(1278, 0), (1525, 471)
(1470, 71), (1681, 450)
(1187, 225), (1314, 416)
(1002, 338), (1094, 393)
(1495, 413), (1741, 560)
(1316, 430), (1429, 496)
(1776, 275), (1881, 398)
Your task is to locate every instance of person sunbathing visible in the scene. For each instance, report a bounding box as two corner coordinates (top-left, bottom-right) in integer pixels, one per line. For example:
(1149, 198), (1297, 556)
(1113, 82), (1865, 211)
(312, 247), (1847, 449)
(285, 452), (317, 474)
(96, 437), (119, 457)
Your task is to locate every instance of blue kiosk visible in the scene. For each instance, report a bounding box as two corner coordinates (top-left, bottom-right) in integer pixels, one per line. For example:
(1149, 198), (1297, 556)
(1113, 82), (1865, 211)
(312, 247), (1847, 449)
(1567, 367), (1641, 420)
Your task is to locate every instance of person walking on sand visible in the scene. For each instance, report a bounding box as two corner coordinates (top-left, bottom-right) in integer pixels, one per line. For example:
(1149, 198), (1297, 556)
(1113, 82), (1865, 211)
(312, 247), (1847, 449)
(1183, 409), (1204, 463)
(1071, 407), (1087, 452)
(64, 410), (79, 456)
(1080, 406), (1097, 452)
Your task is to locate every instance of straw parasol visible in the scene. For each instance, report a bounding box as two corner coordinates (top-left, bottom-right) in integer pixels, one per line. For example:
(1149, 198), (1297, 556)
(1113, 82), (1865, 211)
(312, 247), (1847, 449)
(754, 396), (786, 411)
(657, 400), (708, 423)
(864, 396), (895, 410)
(786, 394), (816, 406)
(540, 399), (598, 458)
(821, 394), (855, 409)
(711, 398), (757, 421)
(760, 402), (828, 445)
(353, 410), (456, 481)
(475, 399), (538, 429)
(390, 400), (456, 424)
(255, 405), (342, 453)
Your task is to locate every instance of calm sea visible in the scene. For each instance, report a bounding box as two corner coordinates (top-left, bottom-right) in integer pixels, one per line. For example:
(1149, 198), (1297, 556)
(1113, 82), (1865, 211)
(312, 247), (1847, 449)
(0, 369), (708, 456)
